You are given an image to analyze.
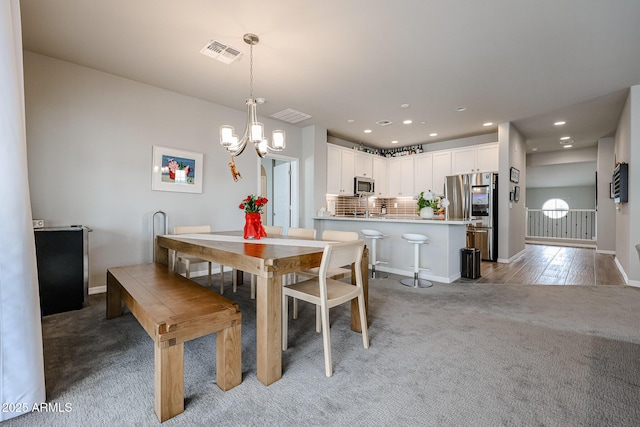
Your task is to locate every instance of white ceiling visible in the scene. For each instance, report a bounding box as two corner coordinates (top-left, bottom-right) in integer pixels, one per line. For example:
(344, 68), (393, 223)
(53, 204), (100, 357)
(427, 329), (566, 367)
(19, 0), (640, 154)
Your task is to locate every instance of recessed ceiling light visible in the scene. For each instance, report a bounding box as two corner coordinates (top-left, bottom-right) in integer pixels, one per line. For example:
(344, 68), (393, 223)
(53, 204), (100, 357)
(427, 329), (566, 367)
(554, 121), (566, 126)
(483, 122), (493, 127)
(403, 120), (413, 125)
(429, 133), (438, 137)
(421, 121), (427, 125)
(563, 145), (573, 148)
(347, 119), (355, 123)
(532, 148), (538, 152)
(364, 129), (372, 134)
(400, 104), (410, 109)
(560, 136), (571, 140)
(391, 140), (399, 144)
(455, 106), (467, 112)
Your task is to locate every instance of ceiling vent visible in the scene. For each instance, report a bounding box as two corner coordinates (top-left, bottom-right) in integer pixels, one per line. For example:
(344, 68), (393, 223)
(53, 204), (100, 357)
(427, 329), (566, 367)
(271, 108), (312, 124)
(199, 40), (243, 64)
(376, 120), (392, 127)
(559, 139), (574, 145)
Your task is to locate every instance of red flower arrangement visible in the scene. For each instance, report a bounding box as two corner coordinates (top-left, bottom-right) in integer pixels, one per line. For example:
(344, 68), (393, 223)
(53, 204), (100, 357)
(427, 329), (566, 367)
(239, 195), (269, 214)
(239, 195), (268, 239)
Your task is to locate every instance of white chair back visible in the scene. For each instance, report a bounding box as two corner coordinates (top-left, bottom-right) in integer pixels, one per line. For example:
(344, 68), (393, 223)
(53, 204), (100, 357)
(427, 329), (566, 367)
(174, 225), (211, 235)
(321, 230), (359, 242)
(264, 225), (283, 235)
(288, 227), (316, 239)
(319, 240), (364, 281)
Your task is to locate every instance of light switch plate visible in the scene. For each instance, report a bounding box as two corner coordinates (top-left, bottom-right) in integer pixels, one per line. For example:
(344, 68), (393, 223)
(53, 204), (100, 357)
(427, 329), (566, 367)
(32, 219), (44, 228)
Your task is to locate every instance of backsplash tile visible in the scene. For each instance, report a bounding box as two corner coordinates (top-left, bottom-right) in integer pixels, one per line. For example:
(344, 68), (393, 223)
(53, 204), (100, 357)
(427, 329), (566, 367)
(325, 195), (419, 217)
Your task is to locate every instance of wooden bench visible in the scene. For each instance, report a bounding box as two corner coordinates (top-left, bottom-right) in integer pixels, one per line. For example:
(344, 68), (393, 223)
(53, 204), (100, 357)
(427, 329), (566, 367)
(106, 263), (242, 422)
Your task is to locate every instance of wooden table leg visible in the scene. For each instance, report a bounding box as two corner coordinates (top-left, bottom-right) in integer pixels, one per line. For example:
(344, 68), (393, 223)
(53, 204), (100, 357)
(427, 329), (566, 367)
(106, 271), (123, 319)
(351, 246), (369, 332)
(215, 321), (242, 391)
(255, 273), (282, 386)
(154, 342), (184, 422)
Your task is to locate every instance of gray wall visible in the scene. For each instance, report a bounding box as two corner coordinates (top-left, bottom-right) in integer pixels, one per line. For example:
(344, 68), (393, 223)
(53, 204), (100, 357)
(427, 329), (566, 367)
(525, 186), (596, 210)
(596, 137), (616, 253)
(613, 85), (640, 285)
(24, 52), (305, 289)
(498, 122), (527, 262)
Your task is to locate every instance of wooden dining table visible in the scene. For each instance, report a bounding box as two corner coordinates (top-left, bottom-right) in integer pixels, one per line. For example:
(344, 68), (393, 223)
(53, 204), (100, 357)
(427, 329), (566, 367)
(154, 231), (368, 386)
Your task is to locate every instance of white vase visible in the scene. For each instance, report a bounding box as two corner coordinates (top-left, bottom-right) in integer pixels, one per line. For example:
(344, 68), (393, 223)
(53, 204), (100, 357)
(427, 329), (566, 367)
(420, 207), (434, 219)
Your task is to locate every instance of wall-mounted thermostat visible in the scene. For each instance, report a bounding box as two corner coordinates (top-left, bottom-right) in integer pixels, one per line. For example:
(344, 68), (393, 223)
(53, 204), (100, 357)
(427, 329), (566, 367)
(32, 219), (45, 229)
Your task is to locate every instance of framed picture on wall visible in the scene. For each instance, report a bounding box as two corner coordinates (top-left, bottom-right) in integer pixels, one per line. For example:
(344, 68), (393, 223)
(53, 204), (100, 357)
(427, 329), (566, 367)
(510, 167), (520, 183)
(151, 145), (203, 193)
(514, 186), (520, 202)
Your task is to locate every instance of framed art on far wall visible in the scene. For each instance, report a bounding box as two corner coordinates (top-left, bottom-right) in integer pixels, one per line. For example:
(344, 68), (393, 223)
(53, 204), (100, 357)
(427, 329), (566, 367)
(514, 185), (520, 202)
(510, 167), (520, 183)
(151, 145), (203, 193)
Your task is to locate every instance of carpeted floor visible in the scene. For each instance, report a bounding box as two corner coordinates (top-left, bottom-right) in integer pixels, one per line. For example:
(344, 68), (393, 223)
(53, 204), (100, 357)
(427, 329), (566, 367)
(5, 274), (640, 426)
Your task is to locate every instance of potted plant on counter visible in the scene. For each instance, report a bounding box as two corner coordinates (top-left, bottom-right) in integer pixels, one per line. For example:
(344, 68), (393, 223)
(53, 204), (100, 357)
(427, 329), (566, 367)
(417, 191), (449, 219)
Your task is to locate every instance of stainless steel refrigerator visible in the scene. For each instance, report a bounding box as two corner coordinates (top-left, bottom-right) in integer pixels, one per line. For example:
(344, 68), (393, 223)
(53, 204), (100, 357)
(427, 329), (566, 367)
(445, 172), (498, 261)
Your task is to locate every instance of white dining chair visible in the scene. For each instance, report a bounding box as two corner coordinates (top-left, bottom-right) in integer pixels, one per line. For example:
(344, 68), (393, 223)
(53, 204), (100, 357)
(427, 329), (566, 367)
(294, 230), (359, 323)
(282, 239), (369, 377)
(174, 225), (234, 294)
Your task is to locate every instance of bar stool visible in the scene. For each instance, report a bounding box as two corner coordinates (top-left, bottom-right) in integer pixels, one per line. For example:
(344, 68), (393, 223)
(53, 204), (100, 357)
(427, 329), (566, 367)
(360, 229), (387, 278)
(400, 233), (432, 288)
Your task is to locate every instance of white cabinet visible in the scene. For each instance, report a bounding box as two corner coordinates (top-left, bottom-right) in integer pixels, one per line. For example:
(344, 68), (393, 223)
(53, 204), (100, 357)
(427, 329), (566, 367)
(372, 156), (387, 197)
(413, 153), (433, 194)
(451, 143), (498, 174)
(431, 151), (451, 196)
(387, 157), (414, 197)
(476, 143), (499, 172)
(354, 152), (373, 177)
(326, 145), (355, 195)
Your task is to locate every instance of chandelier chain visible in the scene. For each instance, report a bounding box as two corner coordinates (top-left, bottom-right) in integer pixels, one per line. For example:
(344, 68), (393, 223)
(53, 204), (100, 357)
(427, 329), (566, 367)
(249, 44), (253, 98)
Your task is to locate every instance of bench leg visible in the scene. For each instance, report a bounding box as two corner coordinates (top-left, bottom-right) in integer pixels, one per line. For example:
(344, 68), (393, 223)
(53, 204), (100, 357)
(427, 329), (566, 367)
(215, 322), (242, 391)
(106, 271), (123, 319)
(154, 342), (184, 423)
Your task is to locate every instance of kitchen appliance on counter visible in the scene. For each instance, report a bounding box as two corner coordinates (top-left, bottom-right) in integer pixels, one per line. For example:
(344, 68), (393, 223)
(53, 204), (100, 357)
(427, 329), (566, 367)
(354, 176), (375, 195)
(445, 172), (498, 261)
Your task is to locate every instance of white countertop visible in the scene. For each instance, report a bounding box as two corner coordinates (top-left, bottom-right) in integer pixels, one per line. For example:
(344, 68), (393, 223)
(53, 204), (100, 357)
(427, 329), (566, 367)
(314, 215), (470, 225)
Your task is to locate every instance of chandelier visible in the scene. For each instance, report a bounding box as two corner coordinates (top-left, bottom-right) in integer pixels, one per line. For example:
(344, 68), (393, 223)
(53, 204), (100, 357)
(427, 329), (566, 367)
(219, 33), (285, 159)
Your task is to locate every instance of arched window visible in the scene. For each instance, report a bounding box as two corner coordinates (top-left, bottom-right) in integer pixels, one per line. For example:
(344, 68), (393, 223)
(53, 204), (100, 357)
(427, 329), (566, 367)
(542, 198), (569, 219)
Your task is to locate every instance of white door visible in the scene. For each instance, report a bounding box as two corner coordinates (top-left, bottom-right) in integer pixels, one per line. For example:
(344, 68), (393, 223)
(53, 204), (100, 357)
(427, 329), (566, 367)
(272, 160), (291, 232)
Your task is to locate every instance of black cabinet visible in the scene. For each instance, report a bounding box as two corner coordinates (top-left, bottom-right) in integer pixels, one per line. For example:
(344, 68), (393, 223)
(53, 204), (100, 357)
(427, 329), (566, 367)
(34, 226), (90, 316)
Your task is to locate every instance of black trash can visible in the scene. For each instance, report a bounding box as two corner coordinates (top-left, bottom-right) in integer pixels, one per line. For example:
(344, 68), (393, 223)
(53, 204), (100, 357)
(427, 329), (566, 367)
(461, 248), (481, 279)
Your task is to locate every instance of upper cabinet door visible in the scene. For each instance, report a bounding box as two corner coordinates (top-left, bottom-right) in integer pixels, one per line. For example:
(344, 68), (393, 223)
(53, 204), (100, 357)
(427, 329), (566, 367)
(372, 156), (388, 197)
(413, 153), (433, 194)
(326, 145), (343, 194)
(388, 157), (414, 197)
(431, 151), (451, 196)
(476, 143), (499, 172)
(354, 152), (373, 177)
(340, 149), (355, 195)
(451, 147), (477, 174)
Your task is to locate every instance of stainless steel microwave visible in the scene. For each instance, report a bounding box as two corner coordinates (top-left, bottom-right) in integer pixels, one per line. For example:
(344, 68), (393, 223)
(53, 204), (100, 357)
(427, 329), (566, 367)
(354, 176), (375, 195)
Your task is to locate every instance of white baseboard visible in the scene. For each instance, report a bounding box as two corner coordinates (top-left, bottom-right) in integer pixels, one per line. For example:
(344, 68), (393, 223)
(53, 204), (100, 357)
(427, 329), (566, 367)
(88, 285), (106, 295)
(596, 249), (617, 255)
(614, 257), (629, 284)
(376, 265), (459, 284)
(497, 248), (526, 264)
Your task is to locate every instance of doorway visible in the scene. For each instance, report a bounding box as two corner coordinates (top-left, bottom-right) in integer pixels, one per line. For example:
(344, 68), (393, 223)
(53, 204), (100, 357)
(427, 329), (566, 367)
(259, 155), (299, 233)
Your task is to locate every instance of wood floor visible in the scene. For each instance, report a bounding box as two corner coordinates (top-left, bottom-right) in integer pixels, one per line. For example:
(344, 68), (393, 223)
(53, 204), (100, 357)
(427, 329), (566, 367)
(455, 244), (626, 286)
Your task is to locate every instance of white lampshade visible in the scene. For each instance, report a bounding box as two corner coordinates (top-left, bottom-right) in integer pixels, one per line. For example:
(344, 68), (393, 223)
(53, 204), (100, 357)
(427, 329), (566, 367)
(257, 139), (268, 157)
(220, 125), (235, 147)
(251, 122), (264, 143)
(272, 130), (285, 150)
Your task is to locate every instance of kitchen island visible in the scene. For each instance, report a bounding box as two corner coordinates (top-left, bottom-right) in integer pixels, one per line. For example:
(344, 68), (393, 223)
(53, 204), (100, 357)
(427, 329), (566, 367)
(314, 216), (470, 283)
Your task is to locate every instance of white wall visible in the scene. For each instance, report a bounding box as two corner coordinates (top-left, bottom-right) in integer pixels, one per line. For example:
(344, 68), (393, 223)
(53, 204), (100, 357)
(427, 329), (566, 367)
(498, 122), (527, 262)
(526, 186), (596, 209)
(24, 52), (304, 289)
(613, 85), (640, 284)
(596, 137), (616, 253)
